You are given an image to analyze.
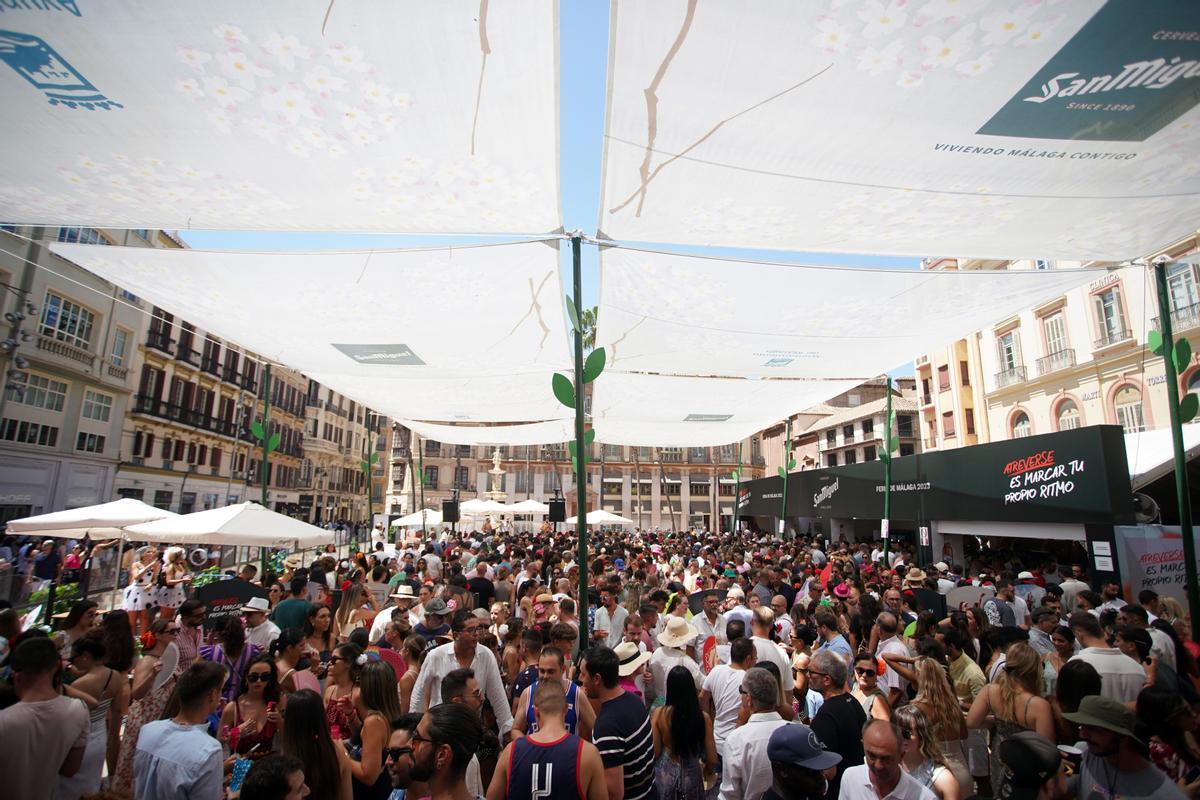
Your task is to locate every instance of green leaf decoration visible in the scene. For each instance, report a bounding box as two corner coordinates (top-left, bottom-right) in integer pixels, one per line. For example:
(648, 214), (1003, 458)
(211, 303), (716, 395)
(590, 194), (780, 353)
(1182, 392), (1199, 424)
(568, 440), (578, 458)
(787, 458), (797, 470)
(730, 470), (739, 480)
(565, 296), (582, 334)
(267, 432), (280, 452)
(250, 420), (265, 440)
(552, 373), (575, 409)
(777, 466), (787, 479)
(584, 428), (596, 446)
(1175, 337), (1193, 373)
(369, 451), (380, 465)
(1148, 329), (1164, 356)
(879, 451), (890, 463)
(583, 347), (606, 383)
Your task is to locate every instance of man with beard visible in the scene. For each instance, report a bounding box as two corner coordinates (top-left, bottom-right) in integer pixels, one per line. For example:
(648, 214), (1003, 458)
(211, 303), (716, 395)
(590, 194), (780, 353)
(407, 704), (483, 800)
(486, 681), (607, 800)
(385, 713), (424, 800)
(581, 646), (656, 800)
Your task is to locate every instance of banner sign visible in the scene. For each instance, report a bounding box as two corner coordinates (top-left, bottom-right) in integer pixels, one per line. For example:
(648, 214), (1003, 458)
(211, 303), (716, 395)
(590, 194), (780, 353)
(1115, 525), (1192, 608)
(740, 425), (1133, 525)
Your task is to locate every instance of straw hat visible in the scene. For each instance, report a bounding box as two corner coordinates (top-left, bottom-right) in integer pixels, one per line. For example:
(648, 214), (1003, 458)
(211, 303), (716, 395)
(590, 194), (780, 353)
(657, 615), (698, 649)
(903, 568), (927, 586)
(614, 641), (651, 676)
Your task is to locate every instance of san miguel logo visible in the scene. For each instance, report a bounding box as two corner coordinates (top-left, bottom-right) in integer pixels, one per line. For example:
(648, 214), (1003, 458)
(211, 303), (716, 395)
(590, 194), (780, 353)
(978, 1), (1200, 142)
(333, 343), (426, 366)
(813, 478), (839, 507)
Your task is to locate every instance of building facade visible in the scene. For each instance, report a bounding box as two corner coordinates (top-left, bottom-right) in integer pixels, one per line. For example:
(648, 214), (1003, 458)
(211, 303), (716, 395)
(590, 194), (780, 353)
(116, 307), (309, 516)
(299, 383), (388, 524)
(0, 226), (148, 522)
(916, 236), (1200, 447)
(760, 377), (920, 474)
(386, 428), (767, 531)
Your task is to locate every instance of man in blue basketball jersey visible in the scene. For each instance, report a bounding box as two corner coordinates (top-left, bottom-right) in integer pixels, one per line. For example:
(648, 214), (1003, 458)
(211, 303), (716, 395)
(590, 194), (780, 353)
(486, 681), (606, 800)
(510, 645), (595, 742)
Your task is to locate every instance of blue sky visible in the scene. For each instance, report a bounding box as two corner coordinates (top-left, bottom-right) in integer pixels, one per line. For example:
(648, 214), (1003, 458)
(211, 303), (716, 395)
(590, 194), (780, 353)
(181, 2), (918, 372)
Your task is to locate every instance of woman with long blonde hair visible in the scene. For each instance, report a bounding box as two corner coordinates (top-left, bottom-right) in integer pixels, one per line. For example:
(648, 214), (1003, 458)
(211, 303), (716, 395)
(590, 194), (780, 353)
(334, 582), (373, 643)
(157, 546), (191, 620)
(896, 704), (961, 800)
(966, 642), (1054, 782)
(910, 656), (972, 795)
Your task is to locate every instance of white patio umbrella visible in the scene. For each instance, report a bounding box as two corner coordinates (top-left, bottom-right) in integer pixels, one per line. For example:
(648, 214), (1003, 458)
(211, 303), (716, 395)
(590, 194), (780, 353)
(390, 509), (443, 527)
(7, 497), (177, 539)
(508, 499), (549, 514)
(124, 502), (333, 549)
(459, 498), (493, 515)
(565, 509), (634, 525)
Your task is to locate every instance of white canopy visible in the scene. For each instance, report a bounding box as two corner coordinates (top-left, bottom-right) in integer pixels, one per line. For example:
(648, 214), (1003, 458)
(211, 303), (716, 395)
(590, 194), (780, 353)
(508, 499), (550, 514)
(591, 246), (1106, 445)
(55, 240), (571, 423)
(123, 502), (333, 548)
(390, 509), (443, 527)
(0, 1), (559, 233)
(600, 1), (1200, 259)
(592, 371), (862, 447)
(598, 248), (1107, 380)
(460, 498), (510, 515)
(565, 509), (634, 525)
(1125, 424), (1200, 490)
(6, 498), (177, 540)
(401, 418), (573, 446)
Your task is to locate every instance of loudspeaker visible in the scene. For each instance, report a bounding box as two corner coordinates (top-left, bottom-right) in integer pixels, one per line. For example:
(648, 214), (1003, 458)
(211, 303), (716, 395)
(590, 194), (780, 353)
(548, 498), (566, 522)
(442, 499), (460, 523)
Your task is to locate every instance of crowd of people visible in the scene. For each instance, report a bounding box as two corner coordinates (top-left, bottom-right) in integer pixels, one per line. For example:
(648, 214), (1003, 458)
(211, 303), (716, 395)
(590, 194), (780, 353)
(1, 524), (1199, 800)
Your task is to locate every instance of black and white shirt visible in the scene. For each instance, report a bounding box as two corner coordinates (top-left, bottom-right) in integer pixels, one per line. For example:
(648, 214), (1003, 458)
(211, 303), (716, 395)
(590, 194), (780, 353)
(594, 690), (657, 800)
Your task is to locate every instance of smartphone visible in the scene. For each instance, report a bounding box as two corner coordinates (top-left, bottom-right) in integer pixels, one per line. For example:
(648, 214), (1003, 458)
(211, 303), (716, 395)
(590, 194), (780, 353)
(1186, 765), (1200, 784)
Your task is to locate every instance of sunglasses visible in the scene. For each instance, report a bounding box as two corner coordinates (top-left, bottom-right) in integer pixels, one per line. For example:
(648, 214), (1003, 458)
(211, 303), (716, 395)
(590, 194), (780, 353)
(245, 672), (272, 683)
(329, 656), (348, 664)
(855, 668), (876, 677)
(385, 747), (412, 761)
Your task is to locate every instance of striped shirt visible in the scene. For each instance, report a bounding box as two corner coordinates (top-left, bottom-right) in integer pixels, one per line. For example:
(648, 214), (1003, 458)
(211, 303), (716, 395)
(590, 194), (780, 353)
(593, 691), (657, 800)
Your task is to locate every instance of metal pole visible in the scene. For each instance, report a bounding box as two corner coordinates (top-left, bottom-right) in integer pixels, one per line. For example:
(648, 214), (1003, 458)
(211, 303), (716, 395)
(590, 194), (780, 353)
(1153, 260), (1199, 640)
(733, 442), (742, 536)
(780, 419), (793, 538)
(571, 235), (589, 654)
(259, 362), (271, 576)
(259, 363), (271, 507)
(882, 377), (893, 564)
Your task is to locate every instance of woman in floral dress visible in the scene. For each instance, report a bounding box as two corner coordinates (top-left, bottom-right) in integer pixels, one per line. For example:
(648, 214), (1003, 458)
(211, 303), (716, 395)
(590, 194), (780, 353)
(112, 619), (181, 795)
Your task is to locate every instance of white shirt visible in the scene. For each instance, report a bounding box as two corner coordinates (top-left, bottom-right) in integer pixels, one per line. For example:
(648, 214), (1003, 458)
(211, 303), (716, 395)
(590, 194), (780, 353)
(875, 636), (910, 697)
(752, 635), (795, 692)
(245, 619), (280, 652)
(692, 611), (728, 654)
(837, 764), (937, 800)
(593, 604), (628, 648)
(701, 664), (745, 757)
(719, 711), (788, 800)
(1149, 626), (1177, 668)
(936, 578), (956, 595)
(409, 642), (514, 736)
(1069, 646), (1146, 704)
(649, 646), (703, 699)
(1010, 595), (1030, 626)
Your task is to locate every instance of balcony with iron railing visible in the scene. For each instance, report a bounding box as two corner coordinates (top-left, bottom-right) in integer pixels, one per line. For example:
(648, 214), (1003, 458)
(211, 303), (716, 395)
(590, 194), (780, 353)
(146, 330), (174, 354)
(200, 356), (221, 376)
(1094, 327), (1132, 350)
(687, 449), (710, 463)
(1151, 303), (1200, 334)
(994, 366), (1028, 389)
(175, 343), (199, 366)
(1036, 348), (1076, 376)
